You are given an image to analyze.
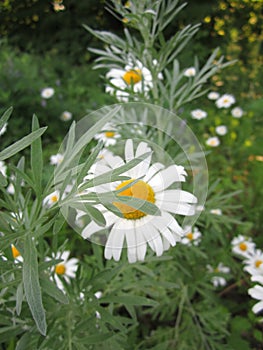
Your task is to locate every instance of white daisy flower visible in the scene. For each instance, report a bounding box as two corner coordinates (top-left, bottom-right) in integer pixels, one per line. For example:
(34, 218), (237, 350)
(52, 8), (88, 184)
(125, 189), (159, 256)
(43, 190), (60, 208)
(231, 107), (244, 118)
(0, 123), (7, 136)
(207, 92), (220, 100)
(210, 208), (222, 215)
(244, 249), (263, 276)
(215, 94), (235, 108)
(215, 125), (228, 136)
(50, 153), (64, 165)
(206, 136), (220, 147)
(106, 60), (155, 101)
(248, 275), (263, 314)
(0, 161), (7, 177)
(78, 139), (197, 263)
(191, 109), (207, 120)
(60, 111), (72, 121)
(41, 87), (55, 99)
(231, 235), (256, 259)
(184, 67), (196, 77)
(181, 225), (202, 246)
(207, 263), (230, 287)
(11, 244), (23, 263)
(94, 123), (121, 147)
(52, 251), (79, 291)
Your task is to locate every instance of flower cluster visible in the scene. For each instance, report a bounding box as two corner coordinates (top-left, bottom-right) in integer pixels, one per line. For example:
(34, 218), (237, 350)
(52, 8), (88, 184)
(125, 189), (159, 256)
(231, 234), (263, 314)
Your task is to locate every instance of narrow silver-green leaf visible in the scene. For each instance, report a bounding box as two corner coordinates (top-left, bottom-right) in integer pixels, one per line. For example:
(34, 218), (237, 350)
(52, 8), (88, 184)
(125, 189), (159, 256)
(0, 107), (13, 131)
(23, 235), (46, 335)
(16, 282), (24, 316)
(40, 275), (69, 304)
(0, 127), (47, 161)
(31, 115), (43, 195)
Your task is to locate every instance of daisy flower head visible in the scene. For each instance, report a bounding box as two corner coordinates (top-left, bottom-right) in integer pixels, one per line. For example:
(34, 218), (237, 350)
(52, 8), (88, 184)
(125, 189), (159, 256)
(248, 275), (263, 314)
(52, 251), (79, 291)
(207, 91), (220, 100)
(0, 122), (7, 136)
(181, 225), (202, 246)
(244, 249), (263, 276)
(78, 139), (197, 263)
(210, 208), (222, 215)
(11, 244), (23, 263)
(184, 67), (196, 77)
(43, 190), (60, 208)
(60, 111), (72, 121)
(215, 94), (235, 108)
(207, 262), (230, 287)
(231, 235), (256, 259)
(191, 109), (207, 120)
(50, 153), (64, 165)
(94, 123), (121, 147)
(231, 107), (244, 118)
(105, 59), (155, 102)
(41, 87), (55, 99)
(215, 125), (228, 136)
(206, 136), (220, 147)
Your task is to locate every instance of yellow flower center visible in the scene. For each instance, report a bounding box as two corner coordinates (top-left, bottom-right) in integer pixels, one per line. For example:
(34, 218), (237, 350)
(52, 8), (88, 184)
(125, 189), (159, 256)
(239, 242), (247, 251)
(51, 195), (58, 203)
(55, 264), (66, 275)
(255, 260), (263, 268)
(12, 245), (21, 259)
(186, 233), (193, 240)
(105, 131), (115, 138)
(114, 179), (155, 220)
(123, 69), (142, 85)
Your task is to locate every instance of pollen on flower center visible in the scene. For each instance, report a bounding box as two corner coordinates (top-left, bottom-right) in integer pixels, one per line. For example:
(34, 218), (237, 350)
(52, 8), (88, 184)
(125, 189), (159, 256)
(239, 242), (247, 251)
(113, 179), (155, 220)
(105, 131), (115, 138)
(55, 264), (66, 275)
(12, 245), (21, 258)
(255, 260), (263, 268)
(186, 233), (193, 240)
(51, 195), (58, 203)
(123, 69), (142, 85)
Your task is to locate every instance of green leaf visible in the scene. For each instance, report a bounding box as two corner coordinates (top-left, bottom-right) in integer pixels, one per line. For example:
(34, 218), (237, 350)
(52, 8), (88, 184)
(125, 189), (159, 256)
(100, 295), (158, 307)
(0, 127), (47, 161)
(23, 235), (47, 335)
(0, 106), (13, 131)
(73, 332), (114, 345)
(0, 172), (7, 187)
(30, 115), (43, 195)
(40, 275), (69, 304)
(16, 282), (24, 316)
(84, 204), (106, 226)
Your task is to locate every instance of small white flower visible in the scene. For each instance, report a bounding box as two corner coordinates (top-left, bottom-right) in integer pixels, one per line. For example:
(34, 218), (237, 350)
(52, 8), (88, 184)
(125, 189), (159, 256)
(52, 251), (79, 291)
(0, 161), (7, 177)
(207, 92), (220, 100)
(60, 111), (72, 121)
(231, 235), (256, 259)
(206, 136), (220, 147)
(244, 249), (263, 276)
(191, 109), (207, 120)
(231, 107), (244, 118)
(41, 87), (55, 99)
(0, 123), (7, 136)
(50, 153), (64, 165)
(43, 190), (60, 207)
(78, 139), (197, 263)
(181, 226), (202, 246)
(184, 67), (196, 77)
(248, 275), (263, 314)
(215, 94), (235, 108)
(207, 263), (230, 287)
(105, 59), (157, 101)
(210, 208), (222, 215)
(94, 123), (121, 147)
(215, 125), (228, 136)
